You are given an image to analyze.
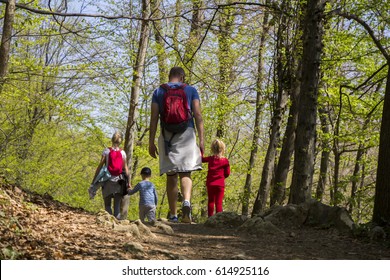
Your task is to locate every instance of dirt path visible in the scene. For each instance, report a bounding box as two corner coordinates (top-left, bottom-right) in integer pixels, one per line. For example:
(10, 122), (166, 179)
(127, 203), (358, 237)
(1, 184), (390, 260)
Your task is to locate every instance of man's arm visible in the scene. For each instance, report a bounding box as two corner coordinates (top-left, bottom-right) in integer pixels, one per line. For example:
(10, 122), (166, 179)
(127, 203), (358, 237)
(192, 99), (204, 155)
(149, 102), (159, 158)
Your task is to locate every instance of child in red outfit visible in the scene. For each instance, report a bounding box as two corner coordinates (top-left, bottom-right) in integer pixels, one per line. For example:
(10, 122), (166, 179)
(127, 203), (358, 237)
(202, 139), (230, 217)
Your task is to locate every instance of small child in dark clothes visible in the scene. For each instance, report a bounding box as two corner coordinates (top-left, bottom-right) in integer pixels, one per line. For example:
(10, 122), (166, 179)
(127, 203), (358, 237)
(128, 167), (158, 222)
(202, 139), (230, 217)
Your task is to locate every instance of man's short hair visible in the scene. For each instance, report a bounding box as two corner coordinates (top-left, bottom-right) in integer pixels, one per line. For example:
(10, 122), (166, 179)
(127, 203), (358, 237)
(168, 66), (185, 82)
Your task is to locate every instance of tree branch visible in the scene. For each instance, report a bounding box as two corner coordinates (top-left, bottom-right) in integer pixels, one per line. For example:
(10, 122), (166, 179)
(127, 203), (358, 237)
(0, 0), (144, 20)
(0, 0), (286, 21)
(332, 10), (390, 61)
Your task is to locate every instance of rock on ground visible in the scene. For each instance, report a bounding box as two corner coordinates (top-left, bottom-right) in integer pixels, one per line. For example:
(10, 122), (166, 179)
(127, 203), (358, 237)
(204, 212), (248, 228)
(154, 221), (174, 235)
(239, 217), (284, 236)
(134, 219), (157, 239)
(263, 204), (309, 229)
(124, 242), (144, 254)
(304, 200), (355, 233)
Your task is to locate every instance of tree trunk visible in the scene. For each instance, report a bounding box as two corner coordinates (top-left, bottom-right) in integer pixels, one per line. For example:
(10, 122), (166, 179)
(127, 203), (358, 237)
(151, 0), (168, 83)
(124, 0), (151, 183)
(349, 143), (364, 213)
(183, 0), (204, 83)
(173, 0), (181, 61)
(0, 0), (16, 82)
(252, 18), (289, 214)
(315, 107), (330, 202)
(289, 0), (326, 204)
(252, 77), (288, 215)
(270, 0), (303, 206)
(271, 87), (298, 205)
(332, 150), (341, 206)
(373, 68), (390, 225)
(122, 0), (151, 220)
(216, 2), (235, 138)
(356, 157), (366, 224)
(241, 6), (270, 216)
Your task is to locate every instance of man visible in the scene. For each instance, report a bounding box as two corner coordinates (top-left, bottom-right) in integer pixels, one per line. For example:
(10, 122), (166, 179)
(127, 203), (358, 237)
(149, 66), (204, 223)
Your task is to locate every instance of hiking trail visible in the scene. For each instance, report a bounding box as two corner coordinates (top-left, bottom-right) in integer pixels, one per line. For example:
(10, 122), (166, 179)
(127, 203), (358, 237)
(1, 184), (389, 260)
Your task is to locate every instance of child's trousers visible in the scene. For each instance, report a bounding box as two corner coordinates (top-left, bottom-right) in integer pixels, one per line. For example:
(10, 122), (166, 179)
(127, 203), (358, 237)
(139, 204), (156, 222)
(207, 185), (225, 217)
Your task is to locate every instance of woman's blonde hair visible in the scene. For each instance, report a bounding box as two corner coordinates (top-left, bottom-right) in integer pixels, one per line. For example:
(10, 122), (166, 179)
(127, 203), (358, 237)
(111, 131), (123, 145)
(211, 139), (226, 157)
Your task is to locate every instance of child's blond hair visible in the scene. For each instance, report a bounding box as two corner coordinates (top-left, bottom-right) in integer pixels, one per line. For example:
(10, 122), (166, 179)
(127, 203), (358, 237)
(211, 139), (226, 157)
(111, 131), (123, 145)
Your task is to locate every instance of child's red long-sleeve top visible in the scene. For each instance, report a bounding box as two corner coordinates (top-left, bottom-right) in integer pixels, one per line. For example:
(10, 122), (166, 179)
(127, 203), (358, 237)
(202, 156), (230, 187)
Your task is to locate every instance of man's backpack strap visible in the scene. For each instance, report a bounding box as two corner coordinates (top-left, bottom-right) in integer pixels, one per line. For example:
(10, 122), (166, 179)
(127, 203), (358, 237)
(160, 83), (187, 91)
(161, 127), (176, 156)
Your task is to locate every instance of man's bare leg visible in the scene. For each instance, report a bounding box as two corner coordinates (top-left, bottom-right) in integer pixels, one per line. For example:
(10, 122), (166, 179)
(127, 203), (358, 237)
(179, 172), (192, 201)
(179, 172), (192, 223)
(166, 173), (178, 220)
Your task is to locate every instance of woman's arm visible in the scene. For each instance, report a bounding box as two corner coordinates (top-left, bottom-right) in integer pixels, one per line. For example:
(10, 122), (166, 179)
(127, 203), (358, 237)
(123, 156), (130, 188)
(91, 155), (105, 184)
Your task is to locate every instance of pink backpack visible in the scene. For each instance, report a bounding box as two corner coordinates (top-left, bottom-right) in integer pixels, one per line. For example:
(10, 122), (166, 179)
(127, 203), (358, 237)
(107, 148), (123, 176)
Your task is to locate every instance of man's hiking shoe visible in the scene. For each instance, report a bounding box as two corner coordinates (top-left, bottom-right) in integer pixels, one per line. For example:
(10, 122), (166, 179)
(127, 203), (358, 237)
(181, 202), (192, 223)
(168, 215), (178, 223)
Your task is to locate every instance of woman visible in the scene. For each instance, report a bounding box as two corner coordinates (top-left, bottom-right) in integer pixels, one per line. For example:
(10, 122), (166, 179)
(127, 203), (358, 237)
(91, 131), (129, 218)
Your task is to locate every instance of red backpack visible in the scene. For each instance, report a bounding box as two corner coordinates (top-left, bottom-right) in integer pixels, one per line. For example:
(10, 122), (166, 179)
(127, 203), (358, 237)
(107, 148), (123, 176)
(160, 83), (192, 133)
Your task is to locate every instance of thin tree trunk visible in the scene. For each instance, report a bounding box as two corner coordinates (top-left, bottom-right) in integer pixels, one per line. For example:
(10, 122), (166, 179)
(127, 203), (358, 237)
(122, 0), (151, 220)
(349, 143), (364, 213)
(241, 7), (270, 216)
(0, 0), (16, 82)
(356, 155), (366, 224)
(216, 2), (234, 138)
(315, 107), (330, 202)
(332, 150), (341, 205)
(183, 0), (204, 83)
(173, 0), (181, 61)
(124, 0), (151, 183)
(252, 19), (289, 214)
(151, 0), (168, 83)
(289, 0), (326, 204)
(252, 79), (288, 215)
(271, 88), (298, 205)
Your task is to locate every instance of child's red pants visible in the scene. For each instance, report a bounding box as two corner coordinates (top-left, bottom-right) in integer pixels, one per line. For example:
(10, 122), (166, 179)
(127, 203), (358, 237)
(207, 185), (225, 216)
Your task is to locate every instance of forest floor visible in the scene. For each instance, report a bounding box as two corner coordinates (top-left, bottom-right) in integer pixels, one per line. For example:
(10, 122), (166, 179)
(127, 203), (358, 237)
(1, 183), (390, 260)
